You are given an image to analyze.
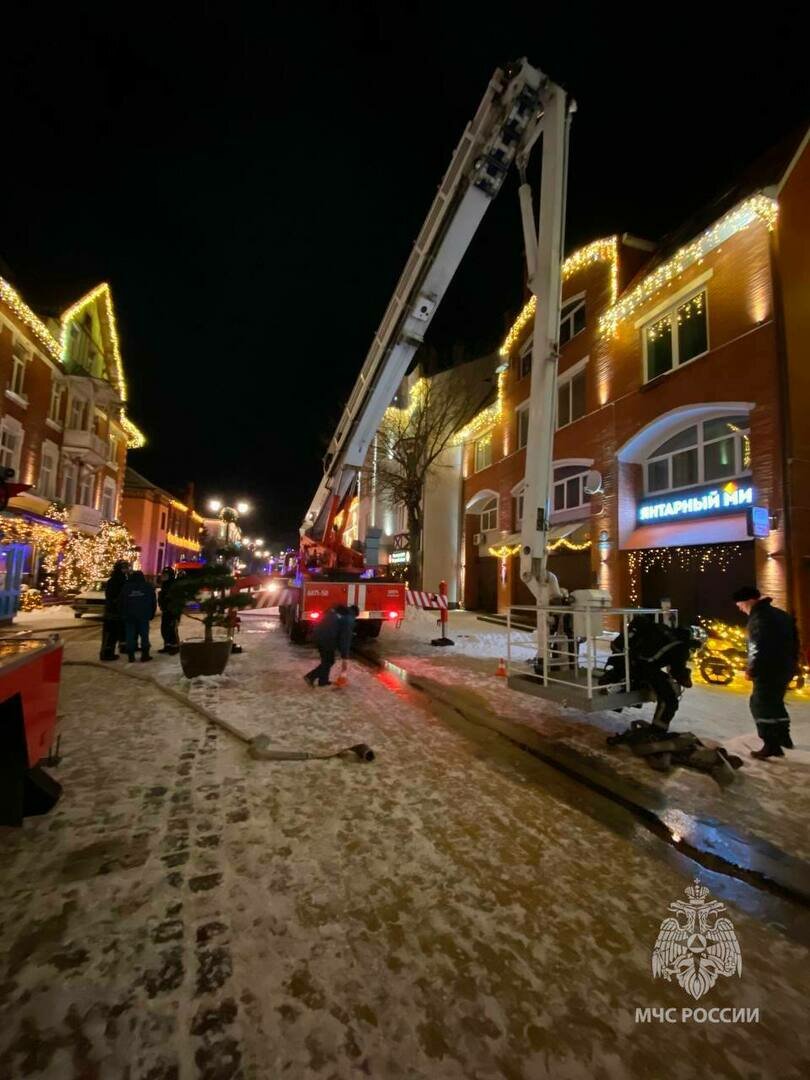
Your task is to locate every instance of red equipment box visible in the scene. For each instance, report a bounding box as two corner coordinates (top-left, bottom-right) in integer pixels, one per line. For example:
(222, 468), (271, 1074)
(0, 636), (63, 767)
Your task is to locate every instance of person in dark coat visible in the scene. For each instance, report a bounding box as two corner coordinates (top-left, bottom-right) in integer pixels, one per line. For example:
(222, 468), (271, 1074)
(157, 567), (180, 654)
(733, 586), (799, 759)
(304, 604), (359, 687)
(99, 560), (129, 661)
(118, 570), (158, 662)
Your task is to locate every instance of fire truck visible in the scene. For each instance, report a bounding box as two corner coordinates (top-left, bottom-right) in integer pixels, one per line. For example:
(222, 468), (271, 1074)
(283, 58), (573, 645)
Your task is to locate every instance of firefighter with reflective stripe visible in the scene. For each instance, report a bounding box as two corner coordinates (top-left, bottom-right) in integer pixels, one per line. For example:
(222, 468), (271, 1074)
(600, 616), (693, 731)
(733, 586), (799, 759)
(304, 604), (359, 687)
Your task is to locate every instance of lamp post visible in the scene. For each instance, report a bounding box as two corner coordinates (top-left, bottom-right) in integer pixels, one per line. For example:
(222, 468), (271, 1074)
(207, 498), (251, 555)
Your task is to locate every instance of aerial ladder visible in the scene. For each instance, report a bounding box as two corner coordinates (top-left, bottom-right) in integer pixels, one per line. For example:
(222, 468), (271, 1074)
(288, 58), (571, 644)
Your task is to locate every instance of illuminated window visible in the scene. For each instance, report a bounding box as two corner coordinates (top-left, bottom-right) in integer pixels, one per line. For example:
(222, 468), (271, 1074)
(559, 295), (586, 345)
(643, 290), (708, 381)
(557, 366), (587, 429)
(516, 405), (529, 450)
(9, 349), (27, 399)
(474, 432), (492, 472)
(69, 397), (88, 430)
(513, 490), (525, 530)
(552, 465), (591, 513)
(101, 477), (117, 520)
(519, 345), (532, 380)
(0, 417), (23, 476)
(37, 441), (59, 499)
(61, 460), (77, 504)
(645, 414), (750, 494)
(48, 383), (64, 423)
(480, 497), (498, 532)
(77, 468), (95, 507)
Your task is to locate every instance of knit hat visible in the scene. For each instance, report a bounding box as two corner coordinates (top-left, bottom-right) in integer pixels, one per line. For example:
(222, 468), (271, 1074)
(732, 586), (761, 602)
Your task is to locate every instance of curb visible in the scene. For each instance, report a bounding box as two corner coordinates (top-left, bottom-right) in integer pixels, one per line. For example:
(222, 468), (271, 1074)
(380, 659), (810, 908)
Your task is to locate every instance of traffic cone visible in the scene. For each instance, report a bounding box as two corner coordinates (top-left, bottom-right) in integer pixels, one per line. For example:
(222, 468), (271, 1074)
(496, 657), (507, 677)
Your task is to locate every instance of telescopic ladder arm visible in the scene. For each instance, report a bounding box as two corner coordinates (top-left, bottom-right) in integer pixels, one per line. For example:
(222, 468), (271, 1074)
(301, 59), (561, 541)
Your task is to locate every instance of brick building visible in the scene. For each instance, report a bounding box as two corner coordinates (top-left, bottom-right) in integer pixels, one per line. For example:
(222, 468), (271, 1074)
(0, 272), (144, 605)
(459, 128), (810, 643)
(120, 469), (203, 576)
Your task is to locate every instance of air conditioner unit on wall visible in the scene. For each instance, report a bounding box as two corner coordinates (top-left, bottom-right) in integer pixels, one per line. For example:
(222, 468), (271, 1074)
(473, 532), (485, 546)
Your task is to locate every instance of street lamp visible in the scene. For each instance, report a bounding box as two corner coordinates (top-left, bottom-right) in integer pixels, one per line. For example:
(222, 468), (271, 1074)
(206, 498), (252, 548)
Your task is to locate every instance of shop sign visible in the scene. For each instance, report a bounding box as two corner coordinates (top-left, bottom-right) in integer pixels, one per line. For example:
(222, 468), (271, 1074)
(746, 506), (770, 538)
(390, 550), (410, 564)
(637, 483), (753, 524)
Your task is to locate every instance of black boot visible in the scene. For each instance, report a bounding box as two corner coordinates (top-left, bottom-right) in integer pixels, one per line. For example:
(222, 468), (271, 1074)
(778, 721), (793, 749)
(750, 743), (784, 760)
(751, 723), (784, 759)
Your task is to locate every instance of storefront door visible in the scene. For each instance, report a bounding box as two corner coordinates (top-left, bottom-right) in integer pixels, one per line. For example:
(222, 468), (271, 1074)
(477, 557), (498, 614)
(639, 542), (755, 628)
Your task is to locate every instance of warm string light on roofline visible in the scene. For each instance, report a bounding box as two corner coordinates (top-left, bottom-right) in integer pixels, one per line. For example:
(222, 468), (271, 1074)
(0, 276), (62, 355)
(61, 286), (146, 447)
(599, 195), (778, 337)
(61, 283), (127, 403)
(0, 276), (146, 447)
(499, 236), (619, 359)
(121, 415), (146, 449)
(451, 370), (506, 446)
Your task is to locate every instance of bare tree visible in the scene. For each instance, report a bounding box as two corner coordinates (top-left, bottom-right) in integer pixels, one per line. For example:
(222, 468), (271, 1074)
(375, 366), (493, 589)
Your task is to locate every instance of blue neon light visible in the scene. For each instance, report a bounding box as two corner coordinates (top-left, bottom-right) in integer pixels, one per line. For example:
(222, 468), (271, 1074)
(638, 484), (753, 524)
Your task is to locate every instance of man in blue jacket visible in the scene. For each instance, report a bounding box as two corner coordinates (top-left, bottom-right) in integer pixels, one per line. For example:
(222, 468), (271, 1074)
(118, 570), (158, 662)
(304, 604), (358, 687)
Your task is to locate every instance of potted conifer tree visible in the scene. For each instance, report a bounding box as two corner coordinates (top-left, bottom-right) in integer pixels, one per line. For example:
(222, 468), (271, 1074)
(167, 559), (253, 678)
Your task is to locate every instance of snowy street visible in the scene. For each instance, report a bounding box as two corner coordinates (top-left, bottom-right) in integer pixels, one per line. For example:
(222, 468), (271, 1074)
(1, 612), (810, 1079)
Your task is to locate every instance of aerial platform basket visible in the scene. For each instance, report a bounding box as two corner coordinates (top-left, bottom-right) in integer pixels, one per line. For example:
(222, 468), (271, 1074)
(505, 603), (675, 712)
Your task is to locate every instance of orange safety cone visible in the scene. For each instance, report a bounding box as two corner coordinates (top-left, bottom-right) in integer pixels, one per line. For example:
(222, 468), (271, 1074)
(495, 657), (507, 677)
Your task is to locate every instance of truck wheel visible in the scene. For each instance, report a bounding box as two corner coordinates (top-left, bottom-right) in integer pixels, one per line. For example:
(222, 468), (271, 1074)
(289, 620), (308, 645)
(355, 620), (382, 640)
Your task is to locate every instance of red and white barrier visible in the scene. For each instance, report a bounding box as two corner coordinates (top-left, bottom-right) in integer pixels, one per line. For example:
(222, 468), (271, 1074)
(406, 589), (448, 610)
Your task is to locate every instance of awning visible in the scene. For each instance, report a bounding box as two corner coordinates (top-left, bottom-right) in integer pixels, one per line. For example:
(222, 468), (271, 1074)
(548, 521), (587, 542)
(622, 512), (750, 550)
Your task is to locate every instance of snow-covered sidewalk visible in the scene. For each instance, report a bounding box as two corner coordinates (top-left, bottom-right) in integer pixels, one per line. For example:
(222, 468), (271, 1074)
(374, 609), (810, 887)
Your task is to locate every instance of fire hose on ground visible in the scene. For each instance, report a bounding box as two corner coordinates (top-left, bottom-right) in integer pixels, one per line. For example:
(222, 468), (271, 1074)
(63, 660), (375, 764)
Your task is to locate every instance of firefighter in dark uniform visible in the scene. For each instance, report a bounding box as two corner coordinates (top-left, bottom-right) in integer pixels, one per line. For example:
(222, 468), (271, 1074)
(733, 586), (799, 759)
(99, 560), (129, 661)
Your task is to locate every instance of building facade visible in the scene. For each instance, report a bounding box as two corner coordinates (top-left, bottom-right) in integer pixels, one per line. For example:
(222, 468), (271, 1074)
(121, 469), (203, 576)
(459, 129), (810, 643)
(0, 273), (144, 599)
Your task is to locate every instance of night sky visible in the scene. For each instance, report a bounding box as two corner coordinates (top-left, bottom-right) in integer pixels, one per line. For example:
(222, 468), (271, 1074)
(1, 4), (807, 545)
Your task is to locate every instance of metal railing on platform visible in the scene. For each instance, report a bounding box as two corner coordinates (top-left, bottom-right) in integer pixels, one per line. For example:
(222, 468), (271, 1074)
(506, 604), (676, 710)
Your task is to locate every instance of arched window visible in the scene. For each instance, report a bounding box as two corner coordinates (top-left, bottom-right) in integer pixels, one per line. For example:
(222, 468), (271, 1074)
(553, 465), (591, 513)
(645, 414), (751, 494)
(480, 497), (498, 532)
